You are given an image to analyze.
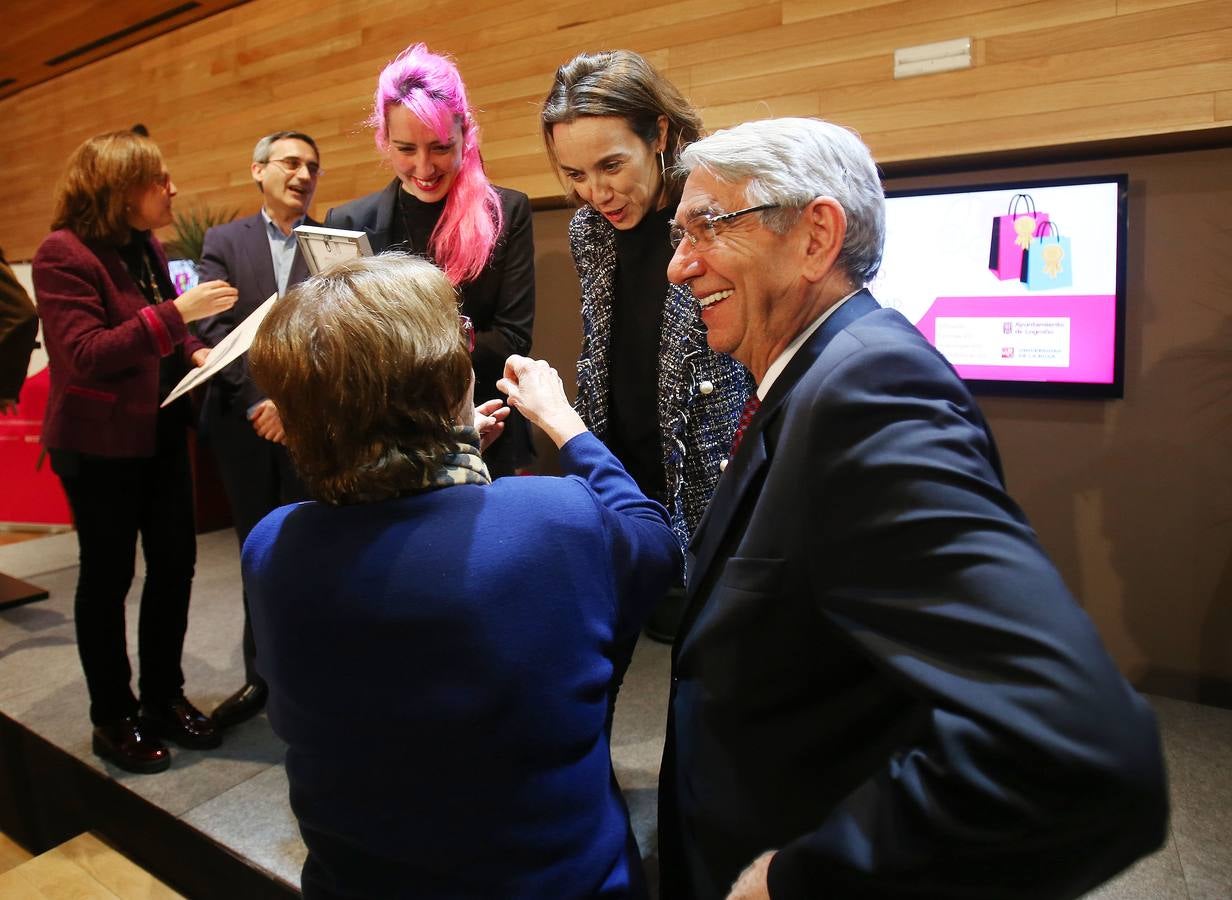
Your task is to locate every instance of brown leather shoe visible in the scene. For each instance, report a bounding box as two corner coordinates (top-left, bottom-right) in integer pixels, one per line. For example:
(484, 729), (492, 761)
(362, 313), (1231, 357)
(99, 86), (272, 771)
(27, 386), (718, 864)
(142, 697), (222, 750)
(210, 681), (268, 730)
(93, 717), (171, 774)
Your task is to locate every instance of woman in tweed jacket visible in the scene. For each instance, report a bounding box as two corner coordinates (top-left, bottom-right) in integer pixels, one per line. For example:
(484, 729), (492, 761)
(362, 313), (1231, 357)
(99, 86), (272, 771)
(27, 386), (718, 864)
(543, 51), (753, 664)
(568, 205), (751, 550)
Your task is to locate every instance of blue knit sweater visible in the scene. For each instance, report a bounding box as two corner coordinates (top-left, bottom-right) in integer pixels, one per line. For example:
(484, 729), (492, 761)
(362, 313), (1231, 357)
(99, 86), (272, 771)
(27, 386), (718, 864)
(242, 433), (680, 899)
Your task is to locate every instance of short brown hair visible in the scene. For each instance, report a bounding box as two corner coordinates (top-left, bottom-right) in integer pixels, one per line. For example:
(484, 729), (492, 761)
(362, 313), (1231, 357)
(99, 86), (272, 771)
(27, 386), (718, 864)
(541, 50), (703, 207)
(51, 131), (165, 245)
(249, 253), (471, 506)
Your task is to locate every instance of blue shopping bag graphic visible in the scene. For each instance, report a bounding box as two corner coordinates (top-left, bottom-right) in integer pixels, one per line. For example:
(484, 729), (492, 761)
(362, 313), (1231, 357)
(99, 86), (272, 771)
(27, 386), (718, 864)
(1022, 220), (1072, 291)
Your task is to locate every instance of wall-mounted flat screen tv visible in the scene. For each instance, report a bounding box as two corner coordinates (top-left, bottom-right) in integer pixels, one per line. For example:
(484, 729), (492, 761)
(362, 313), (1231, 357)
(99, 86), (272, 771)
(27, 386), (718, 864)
(869, 173), (1127, 398)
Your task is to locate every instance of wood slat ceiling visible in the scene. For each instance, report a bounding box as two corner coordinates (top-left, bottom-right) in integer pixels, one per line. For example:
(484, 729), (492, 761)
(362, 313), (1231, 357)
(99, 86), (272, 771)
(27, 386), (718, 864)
(0, 0), (250, 101)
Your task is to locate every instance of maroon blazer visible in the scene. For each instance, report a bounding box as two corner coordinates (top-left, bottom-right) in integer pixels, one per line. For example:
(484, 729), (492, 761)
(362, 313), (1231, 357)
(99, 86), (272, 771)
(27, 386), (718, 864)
(33, 228), (204, 458)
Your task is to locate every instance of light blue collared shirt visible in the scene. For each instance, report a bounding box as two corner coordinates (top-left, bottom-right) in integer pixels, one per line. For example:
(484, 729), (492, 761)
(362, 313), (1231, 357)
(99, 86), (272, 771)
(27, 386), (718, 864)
(261, 208), (304, 296)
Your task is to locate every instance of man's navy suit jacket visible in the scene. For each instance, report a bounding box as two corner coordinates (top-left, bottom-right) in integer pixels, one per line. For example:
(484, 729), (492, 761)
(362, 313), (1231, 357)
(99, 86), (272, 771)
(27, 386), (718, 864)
(658, 290), (1167, 900)
(197, 212), (317, 417)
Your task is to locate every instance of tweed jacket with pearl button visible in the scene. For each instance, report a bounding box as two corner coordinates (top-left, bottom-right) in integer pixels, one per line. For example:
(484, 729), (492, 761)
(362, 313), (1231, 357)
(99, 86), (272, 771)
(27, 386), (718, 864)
(569, 205), (755, 550)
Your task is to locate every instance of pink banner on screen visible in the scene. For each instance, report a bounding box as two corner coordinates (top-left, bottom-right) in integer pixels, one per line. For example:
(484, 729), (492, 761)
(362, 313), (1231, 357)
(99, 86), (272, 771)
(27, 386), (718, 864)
(914, 295), (1117, 384)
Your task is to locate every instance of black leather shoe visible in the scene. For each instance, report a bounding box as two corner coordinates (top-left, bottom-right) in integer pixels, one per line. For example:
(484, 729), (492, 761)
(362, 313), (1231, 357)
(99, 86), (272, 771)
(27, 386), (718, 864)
(210, 681), (268, 729)
(93, 717), (171, 774)
(142, 697), (222, 749)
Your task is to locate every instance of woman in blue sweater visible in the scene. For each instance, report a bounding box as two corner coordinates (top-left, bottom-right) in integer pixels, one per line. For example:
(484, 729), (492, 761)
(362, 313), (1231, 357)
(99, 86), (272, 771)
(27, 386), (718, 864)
(241, 253), (679, 899)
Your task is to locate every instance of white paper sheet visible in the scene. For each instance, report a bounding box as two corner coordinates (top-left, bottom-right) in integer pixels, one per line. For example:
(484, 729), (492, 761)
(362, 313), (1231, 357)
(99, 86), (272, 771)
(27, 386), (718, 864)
(161, 292), (278, 407)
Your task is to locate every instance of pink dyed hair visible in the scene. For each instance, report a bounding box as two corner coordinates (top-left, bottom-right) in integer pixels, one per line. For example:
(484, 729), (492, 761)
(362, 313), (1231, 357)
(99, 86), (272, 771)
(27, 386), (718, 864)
(368, 44), (502, 285)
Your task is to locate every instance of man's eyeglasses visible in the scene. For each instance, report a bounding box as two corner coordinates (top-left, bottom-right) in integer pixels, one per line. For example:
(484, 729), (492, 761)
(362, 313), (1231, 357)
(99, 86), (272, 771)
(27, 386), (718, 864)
(459, 314), (475, 354)
(267, 157), (322, 177)
(669, 203), (780, 250)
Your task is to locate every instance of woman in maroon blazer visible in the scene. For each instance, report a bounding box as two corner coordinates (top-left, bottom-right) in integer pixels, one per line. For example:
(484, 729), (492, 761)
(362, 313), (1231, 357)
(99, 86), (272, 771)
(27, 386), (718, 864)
(34, 131), (237, 774)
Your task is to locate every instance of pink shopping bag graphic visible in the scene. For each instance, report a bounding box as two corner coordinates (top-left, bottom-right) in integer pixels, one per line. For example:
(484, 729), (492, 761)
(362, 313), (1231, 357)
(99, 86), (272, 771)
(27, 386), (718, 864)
(989, 193), (1048, 281)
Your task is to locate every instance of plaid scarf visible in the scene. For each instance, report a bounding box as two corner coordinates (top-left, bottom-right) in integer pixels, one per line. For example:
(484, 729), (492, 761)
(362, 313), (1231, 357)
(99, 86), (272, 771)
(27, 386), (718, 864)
(424, 427), (491, 490)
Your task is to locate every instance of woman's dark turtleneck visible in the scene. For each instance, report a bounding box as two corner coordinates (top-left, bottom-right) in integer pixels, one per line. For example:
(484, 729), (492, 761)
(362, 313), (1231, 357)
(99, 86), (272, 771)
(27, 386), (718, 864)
(393, 188), (447, 257)
(606, 204), (674, 505)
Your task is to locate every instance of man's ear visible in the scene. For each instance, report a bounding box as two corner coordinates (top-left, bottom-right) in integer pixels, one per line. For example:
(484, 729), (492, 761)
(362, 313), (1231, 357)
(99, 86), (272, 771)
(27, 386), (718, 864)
(800, 197), (845, 283)
(251, 161), (266, 193)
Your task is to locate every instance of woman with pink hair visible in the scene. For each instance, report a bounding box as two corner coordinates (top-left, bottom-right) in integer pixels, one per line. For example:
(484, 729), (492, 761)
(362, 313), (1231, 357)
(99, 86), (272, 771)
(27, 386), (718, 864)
(327, 43), (535, 476)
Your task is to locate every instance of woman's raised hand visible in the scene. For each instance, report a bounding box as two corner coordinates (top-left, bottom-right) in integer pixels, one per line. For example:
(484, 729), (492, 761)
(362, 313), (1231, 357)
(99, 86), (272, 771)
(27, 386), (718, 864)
(173, 280), (238, 323)
(497, 355), (586, 449)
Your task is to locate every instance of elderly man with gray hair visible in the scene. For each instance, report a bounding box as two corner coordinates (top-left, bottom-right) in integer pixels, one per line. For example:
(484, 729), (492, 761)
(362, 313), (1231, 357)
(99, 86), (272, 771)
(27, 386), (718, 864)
(197, 130), (322, 729)
(657, 117), (1167, 900)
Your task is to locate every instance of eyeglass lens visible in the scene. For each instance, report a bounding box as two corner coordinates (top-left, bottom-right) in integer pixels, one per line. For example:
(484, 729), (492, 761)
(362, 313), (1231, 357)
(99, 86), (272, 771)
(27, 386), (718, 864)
(669, 204), (779, 249)
(669, 219), (713, 249)
(270, 157), (321, 176)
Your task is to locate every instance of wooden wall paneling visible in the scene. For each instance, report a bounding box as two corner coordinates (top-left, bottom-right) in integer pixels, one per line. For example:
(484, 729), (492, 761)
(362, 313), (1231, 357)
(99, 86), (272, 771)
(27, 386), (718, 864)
(783, 0), (1026, 27)
(152, 6), (245, 56)
(979, 26), (1232, 91)
(314, 143), (389, 175)
(1217, 90), (1232, 120)
(481, 102), (556, 142)
(807, 30), (1232, 129)
(671, 0), (1105, 69)
(699, 91), (822, 130)
(863, 94), (1215, 160)
(476, 0), (769, 69)
(4, 0), (92, 44)
(451, 0), (677, 54)
(836, 60), (1232, 138)
(469, 72), (566, 110)
(504, 172), (570, 201)
(354, 0), (581, 55)
(984, 0), (1232, 63)
(4, 0), (1232, 261)
(462, 40), (669, 92)
(0, 0), (248, 101)
(485, 156), (564, 182)
(33, 68), (154, 118)
(463, 2), (763, 195)
(781, 0), (902, 22)
(476, 1), (781, 89)
(189, 85), (364, 139)
(466, 49), (675, 112)
(222, 32), (366, 85)
(680, 0), (1116, 88)
(1114, 0), (1202, 13)
(481, 133), (556, 165)
(686, 55), (887, 109)
(455, 0), (783, 166)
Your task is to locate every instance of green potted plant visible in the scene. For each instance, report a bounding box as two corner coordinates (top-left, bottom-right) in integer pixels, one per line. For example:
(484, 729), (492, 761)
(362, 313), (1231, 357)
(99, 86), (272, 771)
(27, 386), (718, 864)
(164, 205), (237, 264)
